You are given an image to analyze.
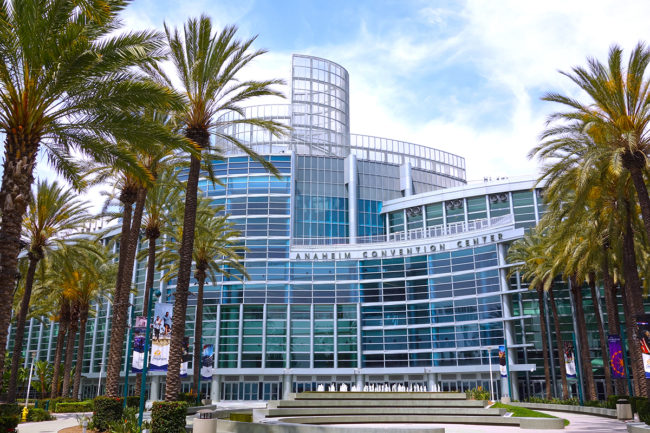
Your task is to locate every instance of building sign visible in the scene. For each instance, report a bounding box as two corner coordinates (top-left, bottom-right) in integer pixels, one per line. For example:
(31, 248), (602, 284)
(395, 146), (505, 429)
(291, 232), (505, 261)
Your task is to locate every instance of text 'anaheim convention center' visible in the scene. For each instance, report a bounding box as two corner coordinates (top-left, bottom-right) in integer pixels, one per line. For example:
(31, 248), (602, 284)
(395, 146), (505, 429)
(8, 54), (608, 402)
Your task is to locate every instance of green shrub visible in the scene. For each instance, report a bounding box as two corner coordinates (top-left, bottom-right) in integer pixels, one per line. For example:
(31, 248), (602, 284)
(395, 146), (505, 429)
(151, 401), (188, 433)
(229, 412), (252, 423)
(176, 392), (197, 404)
(39, 398), (77, 413)
(125, 396), (141, 408)
(107, 407), (148, 433)
(0, 405), (20, 417)
(25, 408), (54, 422)
(56, 401), (94, 413)
(636, 398), (650, 425)
(92, 396), (123, 431)
(465, 386), (490, 401)
(0, 415), (19, 433)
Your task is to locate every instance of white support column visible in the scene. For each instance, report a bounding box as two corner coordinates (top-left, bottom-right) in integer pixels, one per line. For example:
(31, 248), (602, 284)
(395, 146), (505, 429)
(36, 320), (43, 360)
(309, 304), (314, 369)
(333, 304), (338, 367)
(354, 369), (363, 389)
(149, 376), (160, 402)
(237, 304), (244, 369)
(498, 242), (519, 401)
(89, 303), (99, 373)
(356, 304), (362, 369)
(400, 162), (413, 197)
(262, 304), (267, 368)
(286, 304), (291, 369)
(211, 374), (221, 403)
(46, 320), (54, 363)
(345, 154), (358, 243)
(282, 370), (292, 400)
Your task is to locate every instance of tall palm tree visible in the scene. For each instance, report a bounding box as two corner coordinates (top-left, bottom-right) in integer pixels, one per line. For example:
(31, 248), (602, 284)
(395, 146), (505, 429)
(159, 198), (247, 395)
(507, 230), (553, 399)
(0, 0), (187, 389)
(149, 16), (289, 400)
(7, 180), (91, 402)
(133, 167), (182, 396)
(541, 43), (650, 248)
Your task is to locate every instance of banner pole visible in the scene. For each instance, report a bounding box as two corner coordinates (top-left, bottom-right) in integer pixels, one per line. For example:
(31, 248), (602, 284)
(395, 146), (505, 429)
(138, 288), (158, 427)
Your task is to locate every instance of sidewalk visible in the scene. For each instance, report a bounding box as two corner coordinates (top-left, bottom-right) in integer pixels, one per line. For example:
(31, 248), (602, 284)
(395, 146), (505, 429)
(16, 413), (88, 433)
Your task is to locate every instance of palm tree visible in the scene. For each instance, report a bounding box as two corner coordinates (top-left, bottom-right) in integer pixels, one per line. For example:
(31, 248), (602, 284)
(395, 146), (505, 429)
(34, 360), (52, 399)
(159, 198), (247, 395)
(133, 167), (182, 396)
(0, 0), (187, 390)
(7, 180), (91, 402)
(507, 230), (553, 399)
(150, 16), (289, 400)
(541, 43), (650, 250)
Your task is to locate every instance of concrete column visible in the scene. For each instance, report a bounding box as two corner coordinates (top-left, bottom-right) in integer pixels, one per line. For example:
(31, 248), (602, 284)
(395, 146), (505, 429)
(282, 371), (292, 400)
(356, 304), (362, 369)
(344, 154), (358, 243)
(262, 304), (267, 368)
(309, 304), (314, 369)
(498, 242), (519, 401)
(400, 162), (413, 197)
(46, 320), (54, 363)
(427, 371), (435, 392)
(333, 304), (338, 367)
(237, 304), (243, 369)
(355, 370), (363, 389)
(211, 375), (221, 403)
(149, 376), (160, 402)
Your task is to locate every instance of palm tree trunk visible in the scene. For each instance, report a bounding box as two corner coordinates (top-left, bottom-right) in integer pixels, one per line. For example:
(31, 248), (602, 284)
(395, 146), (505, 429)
(570, 276), (596, 400)
(602, 247), (627, 395)
(625, 154), (650, 244)
(0, 146), (38, 393)
(51, 302), (70, 398)
(7, 254), (39, 402)
(621, 203), (649, 397)
(72, 306), (89, 399)
(621, 285), (641, 396)
(61, 315), (79, 397)
(166, 130), (206, 401)
(105, 186), (137, 397)
(192, 271), (206, 395)
(588, 273), (613, 398)
(548, 287), (569, 400)
(536, 286), (552, 399)
(135, 233), (159, 398)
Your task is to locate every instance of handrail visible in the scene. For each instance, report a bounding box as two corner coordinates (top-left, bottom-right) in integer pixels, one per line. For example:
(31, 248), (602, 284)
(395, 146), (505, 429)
(292, 214), (513, 246)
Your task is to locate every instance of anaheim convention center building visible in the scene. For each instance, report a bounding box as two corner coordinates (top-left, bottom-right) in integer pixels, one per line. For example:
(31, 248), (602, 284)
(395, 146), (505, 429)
(8, 55), (610, 402)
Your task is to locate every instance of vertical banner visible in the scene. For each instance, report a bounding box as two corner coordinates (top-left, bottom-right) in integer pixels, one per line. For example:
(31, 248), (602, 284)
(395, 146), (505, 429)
(130, 316), (147, 373)
(180, 337), (191, 377)
(637, 315), (650, 378)
(608, 335), (626, 379)
(564, 341), (577, 378)
(150, 303), (173, 372)
(498, 345), (507, 377)
(200, 344), (215, 379)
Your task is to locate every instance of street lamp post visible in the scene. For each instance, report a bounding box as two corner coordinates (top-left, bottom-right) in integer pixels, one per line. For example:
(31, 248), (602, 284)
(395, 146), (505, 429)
(138, 287), (161, 427)
(486, 346), (496, 402)
(24, 351), (36, 407)
(97, 361), (105, 397)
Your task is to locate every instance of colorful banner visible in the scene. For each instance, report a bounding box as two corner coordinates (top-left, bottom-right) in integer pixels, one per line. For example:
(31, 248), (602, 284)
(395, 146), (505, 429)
(200, 344), (215, 379)
(150, 303), (173, 372)
(564, 342), (576, 378)
(637, 315), (650, 378)
(180, 337), (190, 377)
(131, 325), (146, 373)
(498, 345), (507, 377)
(608, 335), (626, 379)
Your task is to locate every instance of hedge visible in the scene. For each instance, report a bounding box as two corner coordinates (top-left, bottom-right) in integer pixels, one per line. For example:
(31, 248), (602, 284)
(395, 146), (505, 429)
(151, 401), (188, 433)
(92, 397), (123, 431)
(125, 396), (141, 408)
(26, 408), (54, 422)
(56, 401), (94, 413)
(637, 398), (650, 424)
(37, 398), (77, 413)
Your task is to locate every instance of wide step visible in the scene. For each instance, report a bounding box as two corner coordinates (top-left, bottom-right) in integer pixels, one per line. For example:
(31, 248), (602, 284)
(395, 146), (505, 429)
(275, 415), (522, 425)
(292, 392), (467, 400)
(266, 407), (505, 417)
(276, 399), (486, 408)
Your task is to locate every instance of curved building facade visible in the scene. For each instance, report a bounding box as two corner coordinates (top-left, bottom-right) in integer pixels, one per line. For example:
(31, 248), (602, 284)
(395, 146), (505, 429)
(8, 55), (610, 403)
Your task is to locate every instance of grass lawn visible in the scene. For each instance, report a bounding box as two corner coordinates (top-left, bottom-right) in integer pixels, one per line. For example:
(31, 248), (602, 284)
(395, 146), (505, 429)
(492, 403), (570, 426)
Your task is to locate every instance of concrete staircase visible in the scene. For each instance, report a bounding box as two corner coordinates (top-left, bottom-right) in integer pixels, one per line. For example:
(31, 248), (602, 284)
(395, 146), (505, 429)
(254, 392), (522, 426)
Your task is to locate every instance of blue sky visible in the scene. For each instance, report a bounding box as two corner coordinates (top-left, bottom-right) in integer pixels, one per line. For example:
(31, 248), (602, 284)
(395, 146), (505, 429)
(31, 0), (650, 197)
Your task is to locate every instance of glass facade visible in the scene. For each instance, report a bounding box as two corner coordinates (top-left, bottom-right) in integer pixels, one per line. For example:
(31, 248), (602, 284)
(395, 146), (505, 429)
(8, 54), (610, 404)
